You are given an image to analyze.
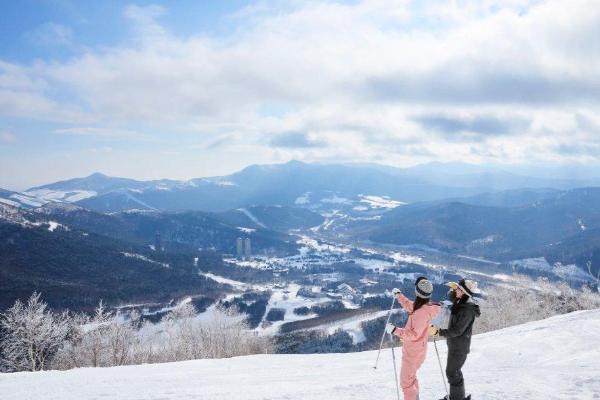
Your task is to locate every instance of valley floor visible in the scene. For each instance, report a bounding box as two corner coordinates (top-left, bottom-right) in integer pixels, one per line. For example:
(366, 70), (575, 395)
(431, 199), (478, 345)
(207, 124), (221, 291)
(2, 309), (599, 400)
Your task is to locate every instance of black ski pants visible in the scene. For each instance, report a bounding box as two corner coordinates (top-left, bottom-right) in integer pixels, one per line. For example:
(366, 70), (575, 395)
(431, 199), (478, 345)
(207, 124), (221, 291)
(446, 351), (468, 400)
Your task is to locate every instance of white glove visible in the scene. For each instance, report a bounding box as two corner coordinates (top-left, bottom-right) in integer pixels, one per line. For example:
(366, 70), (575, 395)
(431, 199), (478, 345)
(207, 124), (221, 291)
(392, 288), (401, 295)
(385, 323), (396, 335)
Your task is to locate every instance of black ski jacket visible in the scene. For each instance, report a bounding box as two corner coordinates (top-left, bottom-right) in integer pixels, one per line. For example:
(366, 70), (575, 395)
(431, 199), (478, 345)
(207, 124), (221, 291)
(439, 300), (480, 354)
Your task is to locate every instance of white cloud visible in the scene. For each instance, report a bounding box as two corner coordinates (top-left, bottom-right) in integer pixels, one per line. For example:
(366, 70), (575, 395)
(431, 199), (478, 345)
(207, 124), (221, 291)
(123, 4), (168, 43)
(0, 0), (599, 168)
(53, 127), (148, 140)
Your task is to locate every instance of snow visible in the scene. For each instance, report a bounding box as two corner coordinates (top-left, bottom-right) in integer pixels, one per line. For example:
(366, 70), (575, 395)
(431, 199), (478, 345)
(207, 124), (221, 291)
(468, 235), (496, 246)
(24, 189), (66, 201)
(355, 258), (395, 271)
(237, 226), (256, 233)
(199, 272), (248, 289)
(320, 195), (352, 204)
(492, 273), (513, 281)
(390, 251), (426, 266)
(0, 197), (20, 207)
(237, 208), (267, 228)
(509, 257), (553, 272)
(359, 195), (405, 209)
(9, 193), (44, 207)
(121, 252), (170, 268)
(122, 192), (157, 210)
(223, 257), (274, 270)
(64, 190), (96, 202)
(322, 309), (396, 343)
(47, 221), (60, 232)
(294, 192), (310, 205)
(578, 218), (587, 231)
(3, 309), (599, 399)
(508, 258), (591, 281)
(213, 180), (236, 186)
(456, 254), (501, 265)
(260, 284), (331, 334)
(297, 235), (351, 254)
(552, 263), (593, 280)
(114, 208), (157, 215)
(24, 189), (96, 203)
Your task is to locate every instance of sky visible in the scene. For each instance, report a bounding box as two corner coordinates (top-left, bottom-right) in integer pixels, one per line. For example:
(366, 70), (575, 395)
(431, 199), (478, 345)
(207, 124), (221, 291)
(1, 0), (599, 190)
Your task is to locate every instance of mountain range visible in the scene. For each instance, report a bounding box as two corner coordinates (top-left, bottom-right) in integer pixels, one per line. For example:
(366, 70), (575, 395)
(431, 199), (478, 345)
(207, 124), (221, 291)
(0, 200), (318, 311)
(334, 187), (600, 277)
(1, 160), (599, 312)
(4, 160), (597, 214)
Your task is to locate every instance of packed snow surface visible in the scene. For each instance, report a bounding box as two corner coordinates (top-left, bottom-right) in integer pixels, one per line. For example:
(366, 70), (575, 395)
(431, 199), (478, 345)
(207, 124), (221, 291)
(2, 309), (599, 400)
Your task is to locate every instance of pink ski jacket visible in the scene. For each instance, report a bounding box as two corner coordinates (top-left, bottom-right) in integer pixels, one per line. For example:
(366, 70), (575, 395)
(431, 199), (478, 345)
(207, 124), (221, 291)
(393, 293), (440, 348)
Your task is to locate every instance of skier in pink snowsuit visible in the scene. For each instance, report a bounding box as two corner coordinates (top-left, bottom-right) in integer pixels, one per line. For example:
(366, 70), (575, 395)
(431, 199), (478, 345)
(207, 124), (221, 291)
(386, 278), (440, 400)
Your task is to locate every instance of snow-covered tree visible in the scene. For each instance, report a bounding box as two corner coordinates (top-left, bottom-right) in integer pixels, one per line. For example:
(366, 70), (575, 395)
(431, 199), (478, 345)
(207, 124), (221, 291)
(0, 293), (72, 372)
(4, 294), (272, 372)
(155, 303), (271, 362)
(52, 302), (140, 369)
(587, 261), (600, 292)
(105, 310), (139, 366)
(475, 276), (600, 333)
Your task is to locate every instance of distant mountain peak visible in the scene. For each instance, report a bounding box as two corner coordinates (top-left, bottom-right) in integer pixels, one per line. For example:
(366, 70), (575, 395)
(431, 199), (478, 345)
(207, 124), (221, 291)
(87, 172), (110, 178)
(285, 159), (307, 166)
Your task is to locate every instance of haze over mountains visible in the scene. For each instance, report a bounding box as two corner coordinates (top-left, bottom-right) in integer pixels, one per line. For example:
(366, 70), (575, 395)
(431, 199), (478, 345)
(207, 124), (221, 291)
(1, 160), (599, 314)
(3, 160), (599, 213)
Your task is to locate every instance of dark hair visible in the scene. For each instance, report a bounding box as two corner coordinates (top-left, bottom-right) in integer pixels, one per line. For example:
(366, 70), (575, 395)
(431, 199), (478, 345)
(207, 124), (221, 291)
(451, 291), (470, 312)
(412, 296), (429, 313)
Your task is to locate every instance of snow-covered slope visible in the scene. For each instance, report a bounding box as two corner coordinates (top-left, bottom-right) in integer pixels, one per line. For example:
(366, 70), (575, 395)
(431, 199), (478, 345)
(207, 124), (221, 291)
(0, 188), (48, 209)
(2, 310), (599, 400)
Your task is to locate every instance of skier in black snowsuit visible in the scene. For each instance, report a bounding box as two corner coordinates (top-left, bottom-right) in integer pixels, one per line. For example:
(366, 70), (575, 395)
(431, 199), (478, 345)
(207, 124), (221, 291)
(430, 279), (481, 400)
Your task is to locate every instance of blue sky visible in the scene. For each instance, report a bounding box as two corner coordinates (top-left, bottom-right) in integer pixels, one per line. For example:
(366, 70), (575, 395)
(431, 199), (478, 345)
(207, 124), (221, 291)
(1, 0), (599, 190)
(0, 1), (252, 62)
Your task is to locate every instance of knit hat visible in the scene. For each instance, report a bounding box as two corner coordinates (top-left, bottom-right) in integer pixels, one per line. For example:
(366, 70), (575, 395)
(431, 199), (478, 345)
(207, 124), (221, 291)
(457, 279), (480, 297)
(415, 277), (433, 299)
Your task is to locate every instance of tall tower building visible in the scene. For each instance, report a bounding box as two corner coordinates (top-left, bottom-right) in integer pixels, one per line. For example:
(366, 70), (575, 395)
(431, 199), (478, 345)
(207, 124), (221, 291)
(236, 237), (244, 259)
(244, 237), (251, 259)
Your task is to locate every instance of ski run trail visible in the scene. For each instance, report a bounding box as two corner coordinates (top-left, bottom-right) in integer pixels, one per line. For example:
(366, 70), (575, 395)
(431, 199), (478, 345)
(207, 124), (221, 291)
(2, 309), (599, 400)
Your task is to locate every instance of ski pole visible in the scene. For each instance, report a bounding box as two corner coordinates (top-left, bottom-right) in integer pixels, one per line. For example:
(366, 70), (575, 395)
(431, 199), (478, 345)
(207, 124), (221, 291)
(373, 294), (396, 369)
(389, 334), (401, 400)
(433, 337), (449, 399)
